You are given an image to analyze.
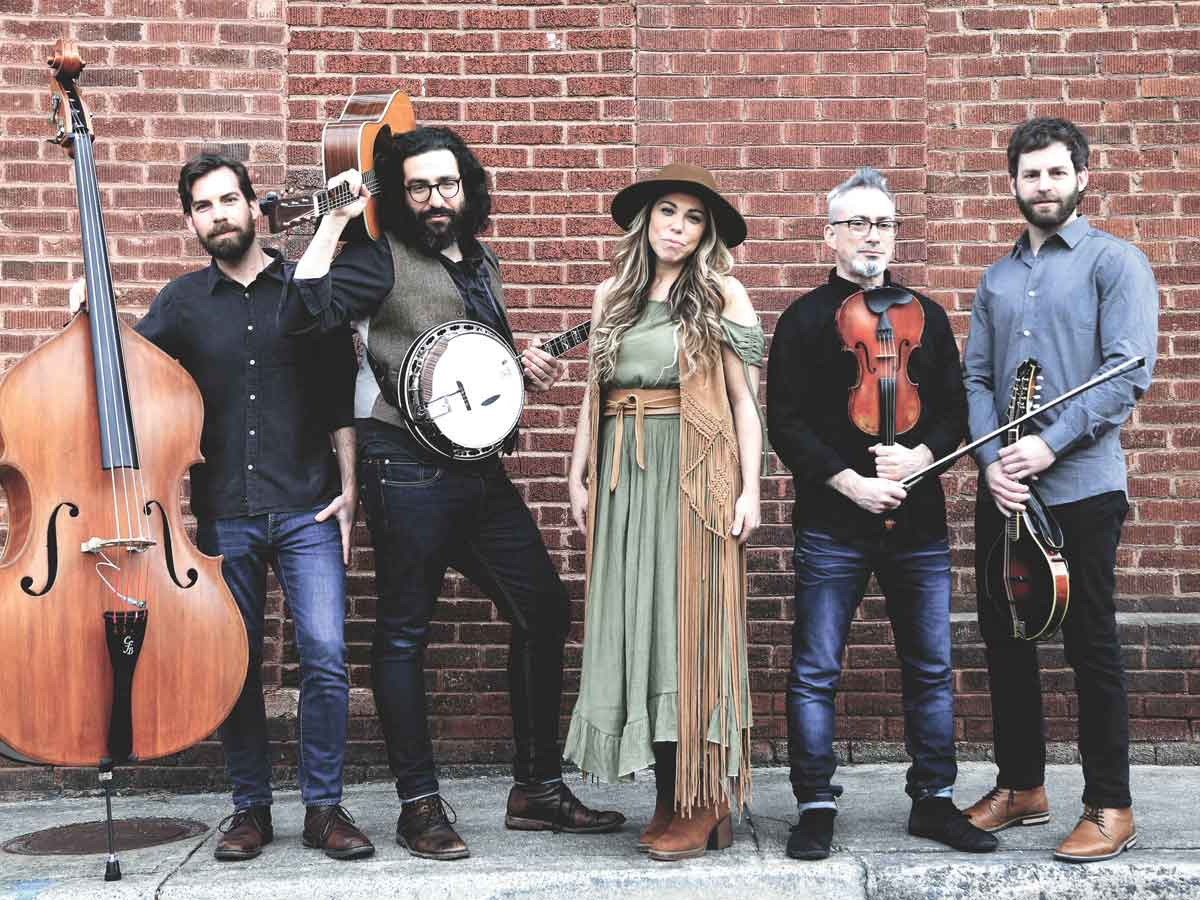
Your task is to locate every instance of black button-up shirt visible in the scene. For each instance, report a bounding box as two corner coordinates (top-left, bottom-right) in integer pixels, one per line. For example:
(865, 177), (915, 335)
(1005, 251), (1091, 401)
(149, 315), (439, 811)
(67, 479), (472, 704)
(767, 269), (968, 546)
(136, 250), (356, 521)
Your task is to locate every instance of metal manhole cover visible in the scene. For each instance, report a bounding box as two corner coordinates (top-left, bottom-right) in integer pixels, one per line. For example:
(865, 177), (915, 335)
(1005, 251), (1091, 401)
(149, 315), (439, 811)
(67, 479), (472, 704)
(3, 817), (209, 855)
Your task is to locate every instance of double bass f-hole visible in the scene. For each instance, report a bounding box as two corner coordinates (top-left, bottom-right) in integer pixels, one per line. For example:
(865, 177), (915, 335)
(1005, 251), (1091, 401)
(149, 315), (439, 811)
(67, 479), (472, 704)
(836, 286), (925, 528)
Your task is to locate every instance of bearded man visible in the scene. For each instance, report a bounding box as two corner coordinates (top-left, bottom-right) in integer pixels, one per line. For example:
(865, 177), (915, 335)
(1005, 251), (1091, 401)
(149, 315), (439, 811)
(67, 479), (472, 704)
(961, 118), (1158, 863)
(76, 154), (372, 861)
(280, 126), (624, 860)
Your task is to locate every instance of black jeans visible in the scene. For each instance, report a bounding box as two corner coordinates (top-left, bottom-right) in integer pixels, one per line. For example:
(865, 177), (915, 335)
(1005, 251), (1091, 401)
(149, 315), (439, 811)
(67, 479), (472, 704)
(359, 449), (570, 802)
(975, 489), (1131, 809)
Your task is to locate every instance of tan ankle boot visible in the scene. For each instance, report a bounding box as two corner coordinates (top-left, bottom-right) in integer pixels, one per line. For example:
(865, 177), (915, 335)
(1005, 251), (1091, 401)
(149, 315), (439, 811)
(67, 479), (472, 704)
(638, 742), (677, 852)
(647, 801), (732, 862)
(1053, 805), (1136, 863)
(964, 785), (1050, 832)
(637, 797), (674, 852)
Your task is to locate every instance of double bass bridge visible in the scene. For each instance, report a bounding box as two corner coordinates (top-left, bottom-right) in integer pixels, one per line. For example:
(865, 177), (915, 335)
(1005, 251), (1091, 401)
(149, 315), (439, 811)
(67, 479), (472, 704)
(82, 538), (157, 610)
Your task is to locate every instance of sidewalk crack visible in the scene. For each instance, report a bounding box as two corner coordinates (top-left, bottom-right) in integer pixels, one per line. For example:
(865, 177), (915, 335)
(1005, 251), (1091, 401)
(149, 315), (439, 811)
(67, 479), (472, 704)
(154, 830), (213, 898)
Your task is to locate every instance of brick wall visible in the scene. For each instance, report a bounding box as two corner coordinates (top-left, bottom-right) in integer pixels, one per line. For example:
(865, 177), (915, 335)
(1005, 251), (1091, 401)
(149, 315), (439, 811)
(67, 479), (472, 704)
(0, 1), (1197, 793)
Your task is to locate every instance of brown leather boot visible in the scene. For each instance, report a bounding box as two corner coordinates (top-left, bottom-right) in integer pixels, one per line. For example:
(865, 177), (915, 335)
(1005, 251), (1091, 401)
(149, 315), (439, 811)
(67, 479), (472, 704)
(638, 743), (676, 852)
(396, 795), (469, 860)
(1053, 805), (1137, 863)
(302, 804), (375, 860)
(647, 801), (732, 862)
(505, 781), (625, 834)
(964, 785), (1050, 832)
(214, 806), (272, 861)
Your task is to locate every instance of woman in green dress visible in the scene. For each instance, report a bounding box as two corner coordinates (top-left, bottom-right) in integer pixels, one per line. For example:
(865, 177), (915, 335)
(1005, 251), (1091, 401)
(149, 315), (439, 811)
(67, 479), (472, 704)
(563, 164), (764, 861)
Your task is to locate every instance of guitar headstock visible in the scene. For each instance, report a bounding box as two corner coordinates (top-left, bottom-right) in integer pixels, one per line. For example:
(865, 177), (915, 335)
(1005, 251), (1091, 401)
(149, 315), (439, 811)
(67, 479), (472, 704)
(259, 190), (319, 233)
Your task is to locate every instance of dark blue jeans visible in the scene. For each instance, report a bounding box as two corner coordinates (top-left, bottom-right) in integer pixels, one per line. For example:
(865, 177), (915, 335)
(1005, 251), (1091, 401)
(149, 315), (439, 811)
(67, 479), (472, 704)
(788, 529), (956, 803)
(358, 451), (570, 802)
(197, 507), (349, 810)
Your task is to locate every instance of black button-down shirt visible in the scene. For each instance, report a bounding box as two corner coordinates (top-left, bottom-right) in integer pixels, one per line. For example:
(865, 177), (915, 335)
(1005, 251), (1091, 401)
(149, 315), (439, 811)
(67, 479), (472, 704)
(767, 270), (968, 546)
(136, 250), (356, 520)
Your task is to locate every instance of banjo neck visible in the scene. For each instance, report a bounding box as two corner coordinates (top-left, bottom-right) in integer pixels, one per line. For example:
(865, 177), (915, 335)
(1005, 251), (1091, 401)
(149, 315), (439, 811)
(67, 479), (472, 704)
(540, 321), (591, 358)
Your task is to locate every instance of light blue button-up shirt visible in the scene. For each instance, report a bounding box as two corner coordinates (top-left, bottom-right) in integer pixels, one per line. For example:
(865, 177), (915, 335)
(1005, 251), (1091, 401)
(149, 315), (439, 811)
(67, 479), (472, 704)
(963, 215), (1158, 505)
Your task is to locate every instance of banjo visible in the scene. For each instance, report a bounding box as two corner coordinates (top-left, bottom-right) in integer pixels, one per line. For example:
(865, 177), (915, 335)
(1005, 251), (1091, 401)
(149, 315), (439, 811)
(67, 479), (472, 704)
(398, 319), (591, 460)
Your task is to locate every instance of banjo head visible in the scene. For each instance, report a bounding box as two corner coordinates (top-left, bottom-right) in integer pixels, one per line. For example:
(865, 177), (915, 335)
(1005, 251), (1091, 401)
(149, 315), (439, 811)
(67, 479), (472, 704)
(400, 321), (524, 459)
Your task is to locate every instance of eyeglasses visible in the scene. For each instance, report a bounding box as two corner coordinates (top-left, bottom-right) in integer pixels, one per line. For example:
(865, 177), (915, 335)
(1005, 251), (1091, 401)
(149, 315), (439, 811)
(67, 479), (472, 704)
(830, 217), (899, 237)
(405, 178), (462, 204)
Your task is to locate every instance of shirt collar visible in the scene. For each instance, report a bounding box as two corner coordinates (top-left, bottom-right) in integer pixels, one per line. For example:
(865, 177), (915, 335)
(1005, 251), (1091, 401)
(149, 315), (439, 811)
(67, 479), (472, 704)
(1011, 214), (1090, 258)
(827, 267), (893, 292)
(205, 247), (285, 294)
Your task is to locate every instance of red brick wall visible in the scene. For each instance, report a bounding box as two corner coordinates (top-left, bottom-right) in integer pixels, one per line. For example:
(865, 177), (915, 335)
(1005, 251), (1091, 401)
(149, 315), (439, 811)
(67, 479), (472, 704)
(0, 1), (1197, 792)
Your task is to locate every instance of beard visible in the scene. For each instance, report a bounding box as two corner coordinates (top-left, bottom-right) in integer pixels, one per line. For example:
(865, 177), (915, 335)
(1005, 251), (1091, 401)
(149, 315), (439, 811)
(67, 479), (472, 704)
(848, 254), (886, 280)
(398, 203), (466, 253)
(1016, 184), (1082, 230)
(199, 220), (256, 262)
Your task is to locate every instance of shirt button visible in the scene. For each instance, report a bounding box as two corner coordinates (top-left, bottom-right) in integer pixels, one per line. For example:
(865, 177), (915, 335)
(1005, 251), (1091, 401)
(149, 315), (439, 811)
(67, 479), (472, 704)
(247, 464), (253, 471)
(1028, 290), (1037, 297)
(249, 359), (256, 366)
(1022, 329), (1031, 337)
(247, 325), (254, 331)
(249, 429), (255, 436)
(249, 394), (256, 400)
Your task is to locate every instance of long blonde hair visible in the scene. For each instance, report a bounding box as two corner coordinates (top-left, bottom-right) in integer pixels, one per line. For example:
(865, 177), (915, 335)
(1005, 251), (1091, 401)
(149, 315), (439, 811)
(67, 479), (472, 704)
(590, 200), (734, 384)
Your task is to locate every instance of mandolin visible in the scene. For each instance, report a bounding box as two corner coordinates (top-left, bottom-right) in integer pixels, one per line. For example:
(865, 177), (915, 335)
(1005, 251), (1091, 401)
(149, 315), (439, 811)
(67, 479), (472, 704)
(982, 359), (1070, 640)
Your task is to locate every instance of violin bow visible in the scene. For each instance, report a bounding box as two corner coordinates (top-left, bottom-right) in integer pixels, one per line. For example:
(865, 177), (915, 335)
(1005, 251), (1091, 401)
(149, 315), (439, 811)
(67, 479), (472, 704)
(901, 355), (1147, 491)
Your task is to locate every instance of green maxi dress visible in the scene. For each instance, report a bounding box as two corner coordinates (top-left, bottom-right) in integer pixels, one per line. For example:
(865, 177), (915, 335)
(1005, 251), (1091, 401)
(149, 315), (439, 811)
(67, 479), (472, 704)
(564, 300), (765, 784)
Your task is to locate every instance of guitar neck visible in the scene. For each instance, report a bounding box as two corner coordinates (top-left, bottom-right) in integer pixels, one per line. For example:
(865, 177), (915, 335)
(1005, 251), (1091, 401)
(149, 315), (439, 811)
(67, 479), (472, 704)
(541, 321), (592, 358)
(313, 168), (382, 215)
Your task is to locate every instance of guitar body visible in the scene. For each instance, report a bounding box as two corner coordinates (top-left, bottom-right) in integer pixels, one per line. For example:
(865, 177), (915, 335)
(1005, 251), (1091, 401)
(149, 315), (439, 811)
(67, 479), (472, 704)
(984, 505), (1070, 641)
(322, 90), (415, 242)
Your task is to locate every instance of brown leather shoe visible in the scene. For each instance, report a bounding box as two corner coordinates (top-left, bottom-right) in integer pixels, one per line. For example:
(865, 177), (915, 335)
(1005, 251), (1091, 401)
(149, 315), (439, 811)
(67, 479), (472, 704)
(214, 806), (273, 861)
(302, 804), (375, 860)
(1053, 805), (1137, 863)
(964, 785), (1050, 832)
(505, 781), (625, 834)
(397, 795), (469, 860)
(647, 801), (732, 862)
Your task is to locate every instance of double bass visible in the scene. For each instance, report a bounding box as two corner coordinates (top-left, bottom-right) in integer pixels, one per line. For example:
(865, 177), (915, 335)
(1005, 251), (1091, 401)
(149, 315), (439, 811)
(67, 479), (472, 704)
(0, 42), (247, 772)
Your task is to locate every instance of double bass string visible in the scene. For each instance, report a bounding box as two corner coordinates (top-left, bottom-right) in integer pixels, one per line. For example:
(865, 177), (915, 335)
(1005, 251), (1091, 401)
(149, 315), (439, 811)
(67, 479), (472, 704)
(73, 117), (149, 611)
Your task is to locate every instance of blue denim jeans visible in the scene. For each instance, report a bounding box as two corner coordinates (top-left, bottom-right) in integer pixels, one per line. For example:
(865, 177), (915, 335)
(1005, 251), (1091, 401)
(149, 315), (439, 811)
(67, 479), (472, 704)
(788, 529), (956, 803)
(358, 451), (569, 803)
(197, 507), (349, 810)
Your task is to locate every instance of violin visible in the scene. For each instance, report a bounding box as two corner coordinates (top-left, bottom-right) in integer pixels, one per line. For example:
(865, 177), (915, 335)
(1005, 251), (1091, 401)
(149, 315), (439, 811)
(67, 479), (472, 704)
(836, 286), (925, 525)
(837, 286), (924, 442)
(0, 41), (248, 768)
(982, 359), (1070, 640)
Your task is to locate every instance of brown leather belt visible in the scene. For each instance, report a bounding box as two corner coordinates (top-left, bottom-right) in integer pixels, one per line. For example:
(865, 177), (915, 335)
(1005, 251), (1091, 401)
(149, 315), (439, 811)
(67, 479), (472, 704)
(601, 387), (681, 491)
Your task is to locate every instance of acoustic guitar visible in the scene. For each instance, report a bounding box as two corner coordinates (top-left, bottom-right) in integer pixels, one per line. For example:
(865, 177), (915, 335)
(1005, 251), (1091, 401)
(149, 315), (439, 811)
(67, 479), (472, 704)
(259, 90), (414, 241)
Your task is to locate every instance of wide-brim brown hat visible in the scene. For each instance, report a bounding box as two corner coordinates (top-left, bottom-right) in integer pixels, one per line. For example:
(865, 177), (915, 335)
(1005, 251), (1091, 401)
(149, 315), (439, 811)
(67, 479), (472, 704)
(611, 163), (747, 248)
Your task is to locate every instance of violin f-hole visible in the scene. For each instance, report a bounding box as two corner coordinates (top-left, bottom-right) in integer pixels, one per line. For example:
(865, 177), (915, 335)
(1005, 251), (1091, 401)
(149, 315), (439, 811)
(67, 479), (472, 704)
(20, 501), (79, 596)
(143, 500), (198, 589)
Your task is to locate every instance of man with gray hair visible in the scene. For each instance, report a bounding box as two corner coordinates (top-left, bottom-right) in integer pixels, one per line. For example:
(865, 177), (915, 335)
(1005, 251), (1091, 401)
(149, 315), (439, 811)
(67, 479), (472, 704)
(767, 168), (995, 859)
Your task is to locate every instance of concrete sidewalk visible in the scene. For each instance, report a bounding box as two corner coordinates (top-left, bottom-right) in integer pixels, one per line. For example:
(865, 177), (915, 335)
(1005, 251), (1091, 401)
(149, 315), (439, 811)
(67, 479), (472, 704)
(1, 763), (1197, 899)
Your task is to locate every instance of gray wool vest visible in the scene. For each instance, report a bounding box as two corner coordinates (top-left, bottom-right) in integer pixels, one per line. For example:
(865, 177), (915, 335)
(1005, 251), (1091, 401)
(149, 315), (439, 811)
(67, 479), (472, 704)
(360, 232), (506, 429)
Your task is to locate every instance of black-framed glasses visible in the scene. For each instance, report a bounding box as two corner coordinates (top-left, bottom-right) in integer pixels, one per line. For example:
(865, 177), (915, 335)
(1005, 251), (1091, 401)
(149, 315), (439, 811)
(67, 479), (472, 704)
(830, 217), (899, 237)
(405, 178), (461, 204)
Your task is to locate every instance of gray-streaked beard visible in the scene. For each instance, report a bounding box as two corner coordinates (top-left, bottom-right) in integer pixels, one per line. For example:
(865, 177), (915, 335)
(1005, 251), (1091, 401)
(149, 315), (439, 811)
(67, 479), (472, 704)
(849, 256), (885, 279)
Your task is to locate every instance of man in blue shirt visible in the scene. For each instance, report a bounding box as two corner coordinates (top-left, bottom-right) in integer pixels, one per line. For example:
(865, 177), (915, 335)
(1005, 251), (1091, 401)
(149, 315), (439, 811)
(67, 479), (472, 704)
(961, 118), (1158, 863)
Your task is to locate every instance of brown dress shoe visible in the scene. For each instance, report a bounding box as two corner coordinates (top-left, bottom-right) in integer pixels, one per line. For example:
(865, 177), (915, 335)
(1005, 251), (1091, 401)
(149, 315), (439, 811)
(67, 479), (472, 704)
(397, 795), (469, 860)
(505, 781), (625, 834)
(214, 806), (273, 861)
(647, 801), (732, 862)
(1054, 805), (1137, 863)
(964, 786), (1050, 832)
(302, 804), (375, 860)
